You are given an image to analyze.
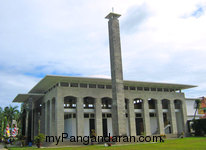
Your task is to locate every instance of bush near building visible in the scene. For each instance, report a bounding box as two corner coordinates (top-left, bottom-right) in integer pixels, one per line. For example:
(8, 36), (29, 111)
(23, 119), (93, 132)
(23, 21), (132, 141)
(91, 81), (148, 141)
(192, 118), (206, 136)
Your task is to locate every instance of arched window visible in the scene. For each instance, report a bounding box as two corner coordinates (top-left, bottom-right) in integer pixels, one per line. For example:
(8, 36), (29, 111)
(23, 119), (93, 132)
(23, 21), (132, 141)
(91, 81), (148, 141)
(148, 98), (156, 109)
(84, 97), (95, 109)
(174, 100), (181, 109)
(64, 96), (77, 108)
(162, 99), (169, 109)
(102, 97), (112, 109)
(134, 98), (143, 109)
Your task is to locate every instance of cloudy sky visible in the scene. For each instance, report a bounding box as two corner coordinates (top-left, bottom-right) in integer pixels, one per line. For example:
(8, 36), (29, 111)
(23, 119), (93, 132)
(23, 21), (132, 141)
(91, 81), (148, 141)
(0, 0), (206, 108)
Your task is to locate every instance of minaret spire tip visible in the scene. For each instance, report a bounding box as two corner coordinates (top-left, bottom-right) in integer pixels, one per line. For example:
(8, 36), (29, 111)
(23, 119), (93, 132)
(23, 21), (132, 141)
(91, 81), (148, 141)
(105, 11), (121, 19)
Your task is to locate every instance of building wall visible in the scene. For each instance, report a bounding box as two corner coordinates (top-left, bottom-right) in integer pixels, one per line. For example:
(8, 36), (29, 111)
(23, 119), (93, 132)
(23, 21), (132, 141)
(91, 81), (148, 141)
(29, 83), (189, 139)
(186, 99), (203, 120)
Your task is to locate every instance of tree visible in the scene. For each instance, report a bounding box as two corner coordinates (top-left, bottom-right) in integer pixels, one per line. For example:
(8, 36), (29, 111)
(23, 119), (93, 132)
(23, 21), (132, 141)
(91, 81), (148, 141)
(0, 107), (3, 140)
(193, 99), (201, 120)
(3, 105), (19, 134)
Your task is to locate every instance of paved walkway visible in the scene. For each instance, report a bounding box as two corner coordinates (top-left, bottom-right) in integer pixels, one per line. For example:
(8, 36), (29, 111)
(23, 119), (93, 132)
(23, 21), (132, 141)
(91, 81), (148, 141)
(0, 144), (7, 150)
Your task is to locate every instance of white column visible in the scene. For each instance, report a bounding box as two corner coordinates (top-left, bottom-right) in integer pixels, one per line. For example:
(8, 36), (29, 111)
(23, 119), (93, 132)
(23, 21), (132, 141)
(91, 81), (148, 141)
(181, 99), (188, 134)
(25, 109), (29, 137)
(40, 103), (45, 134)
(95, 98), (103, 136)
(56, 91), (64, 136)
(143, 99), (151, 135)
(128, 98), (136, 136)
(156, 100), (164, 134)
(76, 97), (84, 136)
(169, 100), (177, 134)
(45, 101), (48, 135)
(49, 100), (53, 136)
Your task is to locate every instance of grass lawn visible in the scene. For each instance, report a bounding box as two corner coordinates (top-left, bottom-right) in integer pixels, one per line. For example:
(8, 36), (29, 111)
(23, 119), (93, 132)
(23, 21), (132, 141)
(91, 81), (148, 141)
(8, 137), (206, 150)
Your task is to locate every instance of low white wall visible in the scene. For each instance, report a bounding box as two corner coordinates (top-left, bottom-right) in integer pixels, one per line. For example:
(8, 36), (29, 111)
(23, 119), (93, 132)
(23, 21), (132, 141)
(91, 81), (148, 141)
(64, 118), (76, 137)
(84, 118), (90, 136)
(107, 118), (113, 136)
(150, 117), (158, 134)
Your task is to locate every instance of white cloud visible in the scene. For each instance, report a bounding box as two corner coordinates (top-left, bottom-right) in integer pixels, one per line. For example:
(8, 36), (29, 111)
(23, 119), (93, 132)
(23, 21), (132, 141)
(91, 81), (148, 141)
(0, 0), (206, 107)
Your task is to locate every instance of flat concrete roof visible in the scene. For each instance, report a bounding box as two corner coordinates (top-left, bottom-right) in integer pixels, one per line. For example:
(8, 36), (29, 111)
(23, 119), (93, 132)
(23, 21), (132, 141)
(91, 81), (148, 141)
(13, 75), (196, 103)
(13, 93), (45, 103)
(29, 75), (196, 93)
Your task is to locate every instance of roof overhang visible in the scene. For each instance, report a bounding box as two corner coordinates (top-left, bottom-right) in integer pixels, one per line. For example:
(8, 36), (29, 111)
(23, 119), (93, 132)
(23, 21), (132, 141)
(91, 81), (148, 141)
(13, 93), (45, 103)
(28, 75), (197, 94)
(12, 75), (197, 103)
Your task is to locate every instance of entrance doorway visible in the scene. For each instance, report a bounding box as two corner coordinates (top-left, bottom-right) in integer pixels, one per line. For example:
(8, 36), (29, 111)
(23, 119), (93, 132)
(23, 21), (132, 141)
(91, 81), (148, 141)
(102, 119), (108, 137)
(135, 118), (144, 135)
(89, 119), (95, 136)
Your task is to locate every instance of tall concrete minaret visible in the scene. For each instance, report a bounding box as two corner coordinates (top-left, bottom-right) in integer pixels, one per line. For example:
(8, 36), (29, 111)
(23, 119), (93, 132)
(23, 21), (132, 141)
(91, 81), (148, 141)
(105, 12), (126, 136)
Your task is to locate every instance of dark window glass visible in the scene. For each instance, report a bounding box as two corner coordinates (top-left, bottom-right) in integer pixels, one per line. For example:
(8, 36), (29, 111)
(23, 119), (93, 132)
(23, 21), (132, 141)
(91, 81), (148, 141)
(170, 89), (174, 92)
(98, 85), (105, 89)
(151, 88), (156, 91)
(164, 88), (169, 92)
(157, 88), (162, 91)
(136, 113), (142, 118)
(124, 86), (129, 90)
(149, 113), (155, 117)
(102, 113), (106, 118)
(84, 114), (89, 118)
(144, 87), (149, 91)
(80, 83), (87, 88)
(130, 86), (136, 90)
(106, 85), (112, 89)
(60, 82), (69, 87)
(137, 87), (143, 91)
(90, 114), (95, 118)
(89, 84), (96, 88)
(70, 83), (78, 87)
(107, 114), (112, 118)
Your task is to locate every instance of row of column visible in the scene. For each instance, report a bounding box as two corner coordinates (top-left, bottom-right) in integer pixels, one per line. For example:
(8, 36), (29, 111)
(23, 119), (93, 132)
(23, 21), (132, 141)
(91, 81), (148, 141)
(43, 92), (64, 136)
(33, 97), (187, 137)
(128, 98), (187, 136)
(71, 97), (187, 136)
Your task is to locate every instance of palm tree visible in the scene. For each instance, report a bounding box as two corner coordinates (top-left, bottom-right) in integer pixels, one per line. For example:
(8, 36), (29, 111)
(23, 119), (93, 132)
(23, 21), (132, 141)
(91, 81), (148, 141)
(4, 105), (19, 135)
(193, 99), (201, 120)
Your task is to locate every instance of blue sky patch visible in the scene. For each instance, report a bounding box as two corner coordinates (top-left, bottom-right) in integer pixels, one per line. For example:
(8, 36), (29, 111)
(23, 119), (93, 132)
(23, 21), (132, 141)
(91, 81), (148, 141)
(192, 6), (204, 18)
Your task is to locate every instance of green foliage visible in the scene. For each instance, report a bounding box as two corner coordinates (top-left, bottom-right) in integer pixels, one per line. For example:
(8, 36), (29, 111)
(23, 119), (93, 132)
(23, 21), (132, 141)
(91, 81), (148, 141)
(7, 137), (206, 150)
(193, 99), (201, 120)
(192, 119), (206, 136)
(0, 105), (21, 139)
(34, 133), (45, 144)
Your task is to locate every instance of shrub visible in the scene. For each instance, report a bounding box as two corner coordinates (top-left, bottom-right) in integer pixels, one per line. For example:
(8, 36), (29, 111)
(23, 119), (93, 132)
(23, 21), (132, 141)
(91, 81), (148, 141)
(34, 133), (45, 148)
(191, 119), (206, 136)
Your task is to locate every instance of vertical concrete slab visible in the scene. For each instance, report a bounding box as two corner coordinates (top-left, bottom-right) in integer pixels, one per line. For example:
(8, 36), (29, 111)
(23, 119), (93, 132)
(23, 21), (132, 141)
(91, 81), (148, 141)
(143, 99), (151, 135)
(95, 98), (103, 136)
(56, 88), (64, 136)
(25, 109), (29, 137)
(169, 100), (178, 134)
(128, 98), (136, 136)
(33, 108), (37, 137)
(47, 101), (50, 135)
(76, 97), (84, 136)
(45, 102), (48, 135)
(40, 103), (45, 134)
(29, 100), (34, 140)
(181, 99), (188, 134)
(105, 12), (127, 136)
(49, 99), (53, 136)
(156, 100), (165, 134)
